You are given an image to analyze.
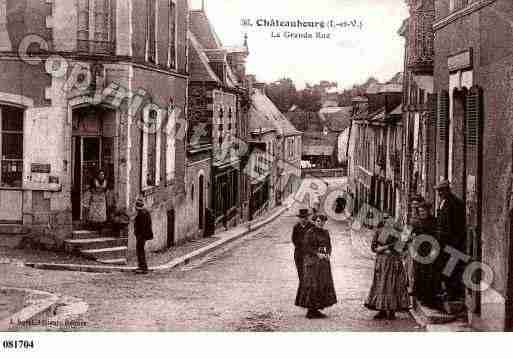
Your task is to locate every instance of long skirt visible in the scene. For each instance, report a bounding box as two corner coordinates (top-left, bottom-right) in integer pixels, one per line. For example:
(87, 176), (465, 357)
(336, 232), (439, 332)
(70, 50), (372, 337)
(87, 191), (107, 224)
(365, 253), (410, 311)
(296, 258), (337, 310)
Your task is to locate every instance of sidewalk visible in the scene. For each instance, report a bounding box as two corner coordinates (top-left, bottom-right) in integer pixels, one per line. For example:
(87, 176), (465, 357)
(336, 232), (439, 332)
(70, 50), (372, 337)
(21, 197), (295, 274)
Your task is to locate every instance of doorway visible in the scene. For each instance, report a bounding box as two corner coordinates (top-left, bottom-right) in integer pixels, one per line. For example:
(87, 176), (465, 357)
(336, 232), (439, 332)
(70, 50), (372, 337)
(71, 107), (115, 225)
(167, 209), (175, 248)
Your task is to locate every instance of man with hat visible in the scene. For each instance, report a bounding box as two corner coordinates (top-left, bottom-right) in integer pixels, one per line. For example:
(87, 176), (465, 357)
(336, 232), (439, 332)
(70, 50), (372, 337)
(134, 198), (153, 274)
(291, 208), (313, 283)
(434, 179), (466, 302)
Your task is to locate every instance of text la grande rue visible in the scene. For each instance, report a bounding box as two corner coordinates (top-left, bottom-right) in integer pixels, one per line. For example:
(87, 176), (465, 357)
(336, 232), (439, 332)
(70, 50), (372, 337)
(271, 31), (332, 40)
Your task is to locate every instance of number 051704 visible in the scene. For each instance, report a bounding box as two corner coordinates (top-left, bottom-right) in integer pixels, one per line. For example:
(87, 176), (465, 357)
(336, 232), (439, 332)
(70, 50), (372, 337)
(2, 340), (35, 350)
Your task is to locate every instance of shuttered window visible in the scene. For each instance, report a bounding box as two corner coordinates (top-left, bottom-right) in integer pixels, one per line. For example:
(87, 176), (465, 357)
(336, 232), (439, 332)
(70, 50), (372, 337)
(426, 93), (438, 201)
(437, 90), (450, 178)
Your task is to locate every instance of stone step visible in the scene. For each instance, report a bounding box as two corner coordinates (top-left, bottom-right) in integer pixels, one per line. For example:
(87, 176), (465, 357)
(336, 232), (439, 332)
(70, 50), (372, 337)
(413, 302), (460, 325)
(65, 237), (124, 251)
(81, 246), (128, 260)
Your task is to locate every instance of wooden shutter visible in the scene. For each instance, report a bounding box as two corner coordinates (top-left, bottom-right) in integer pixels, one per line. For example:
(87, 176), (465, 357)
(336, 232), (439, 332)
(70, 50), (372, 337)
(465, 85), (483, 313)
(437, 90), (450, 179)
(426, 93), (437, 203)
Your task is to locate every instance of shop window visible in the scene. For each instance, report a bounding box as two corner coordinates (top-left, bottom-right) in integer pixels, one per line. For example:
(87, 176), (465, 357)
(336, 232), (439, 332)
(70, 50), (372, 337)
(0, 106), (23, 187)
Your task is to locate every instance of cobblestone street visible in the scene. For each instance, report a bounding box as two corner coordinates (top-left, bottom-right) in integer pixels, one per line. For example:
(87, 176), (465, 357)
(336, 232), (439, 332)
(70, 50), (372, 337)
(1, 195), (421, 331)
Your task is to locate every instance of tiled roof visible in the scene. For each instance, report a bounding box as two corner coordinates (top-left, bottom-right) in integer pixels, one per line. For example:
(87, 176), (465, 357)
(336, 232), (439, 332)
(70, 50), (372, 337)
(249, 90), (301, 136)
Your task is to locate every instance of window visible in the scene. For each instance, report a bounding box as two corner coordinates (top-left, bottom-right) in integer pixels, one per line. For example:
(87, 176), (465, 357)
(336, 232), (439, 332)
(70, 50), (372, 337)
(191, 184), (194, 201)
(146, 0), (157, 63)
(168, 0), (177, 68)
(141, 106), (162, 189)
(77, 0), (113, 54)
(165, 106), (176, 182)
(450, 0), (468, 12)
(0, 106), (23, 187)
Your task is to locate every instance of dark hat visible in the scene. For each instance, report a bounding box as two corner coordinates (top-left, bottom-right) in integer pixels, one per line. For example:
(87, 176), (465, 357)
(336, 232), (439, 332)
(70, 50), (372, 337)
(435, 179), (451, 190)
(297, 208), (310, 218)
(135, 198), (145, 209)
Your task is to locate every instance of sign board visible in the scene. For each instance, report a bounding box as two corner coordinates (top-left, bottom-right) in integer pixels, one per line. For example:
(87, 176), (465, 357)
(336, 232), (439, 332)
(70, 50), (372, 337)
(31, 163), (51, 173)
(448, 49), (473, 72)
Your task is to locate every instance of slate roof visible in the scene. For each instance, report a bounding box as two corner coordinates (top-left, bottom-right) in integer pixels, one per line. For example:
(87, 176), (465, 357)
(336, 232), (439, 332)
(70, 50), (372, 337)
(190, 10), (223, 49)
(188, 31), (221, 83)
(188, 10), (242, 87)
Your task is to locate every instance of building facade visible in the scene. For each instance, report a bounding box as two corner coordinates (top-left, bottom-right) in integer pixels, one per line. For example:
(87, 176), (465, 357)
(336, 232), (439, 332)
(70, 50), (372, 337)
(246, 85), (302, 220)
(187, 9), (250, 234)
(348, 81), (403, 221)
(431, 0), (513, 330)
(399, 0), (436, 223)
(0, 0), (190, 259)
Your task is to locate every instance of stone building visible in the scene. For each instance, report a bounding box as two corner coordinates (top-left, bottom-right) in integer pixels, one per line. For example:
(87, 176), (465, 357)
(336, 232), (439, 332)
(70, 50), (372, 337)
(430, 0), (513, 330)
(187, 8), (250, 234)
(246, 85), (301, 220)
(399, 0), (436, 223)
(347, 80), (403, 220)
(0, 0), (190, 262)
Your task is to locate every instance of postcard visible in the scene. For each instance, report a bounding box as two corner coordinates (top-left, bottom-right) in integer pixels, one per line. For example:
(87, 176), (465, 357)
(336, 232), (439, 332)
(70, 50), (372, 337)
(1, 0), (513, 357)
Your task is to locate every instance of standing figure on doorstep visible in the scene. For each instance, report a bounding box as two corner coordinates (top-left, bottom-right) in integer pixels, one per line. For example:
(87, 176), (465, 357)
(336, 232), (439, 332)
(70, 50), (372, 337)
(85, 169), (108, 232)
(365, 217), (410, 320)
(292, 209), (313, 302)
(134, 198), (153, 274)
(296, 214), (337, 319)
(434, 179), (466, 303)
(411, 202), (440, 308)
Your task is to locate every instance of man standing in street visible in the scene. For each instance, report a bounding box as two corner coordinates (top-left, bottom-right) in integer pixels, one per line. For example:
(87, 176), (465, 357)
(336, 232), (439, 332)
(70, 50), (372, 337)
(134, 198), (153, 274)
(291, 208), (313, 284)
(434, 180), (466, 303)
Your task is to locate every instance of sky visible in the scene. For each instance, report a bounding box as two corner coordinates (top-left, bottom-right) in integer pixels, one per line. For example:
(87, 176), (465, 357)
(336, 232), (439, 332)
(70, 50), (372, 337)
(190, 0), (409, 90)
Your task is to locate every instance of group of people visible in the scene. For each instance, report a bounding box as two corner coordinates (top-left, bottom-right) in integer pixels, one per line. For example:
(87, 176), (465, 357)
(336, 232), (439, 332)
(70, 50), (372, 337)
(364, 179), (466, 319)
(408, 179), (466, 309)
(291, 178), (466, 320)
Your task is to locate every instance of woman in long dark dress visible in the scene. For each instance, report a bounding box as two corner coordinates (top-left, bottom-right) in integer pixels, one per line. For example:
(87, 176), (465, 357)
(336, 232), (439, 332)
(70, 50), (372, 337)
(365, 219), (410, 320)
(296, 214), (337, 319)
(411, 202), (440, 308)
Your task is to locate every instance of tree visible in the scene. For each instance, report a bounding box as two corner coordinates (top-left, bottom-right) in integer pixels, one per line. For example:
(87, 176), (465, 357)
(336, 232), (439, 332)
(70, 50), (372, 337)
(265, 78), (298, 113)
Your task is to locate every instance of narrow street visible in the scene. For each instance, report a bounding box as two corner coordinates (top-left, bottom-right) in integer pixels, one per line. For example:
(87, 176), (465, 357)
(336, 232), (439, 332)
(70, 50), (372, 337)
(1, 183), (420, 331)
